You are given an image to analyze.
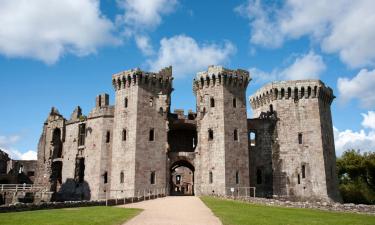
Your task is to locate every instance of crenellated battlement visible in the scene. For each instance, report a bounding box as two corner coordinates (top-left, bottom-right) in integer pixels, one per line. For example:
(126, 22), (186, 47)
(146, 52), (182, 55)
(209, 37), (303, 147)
(112, 66), (173, 91)
(249, 80), (335, 109)
(193, 65), (250, 92)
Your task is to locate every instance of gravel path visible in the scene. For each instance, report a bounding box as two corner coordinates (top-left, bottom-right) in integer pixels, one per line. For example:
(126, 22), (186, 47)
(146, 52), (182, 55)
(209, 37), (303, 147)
(120, 196), (222, 225)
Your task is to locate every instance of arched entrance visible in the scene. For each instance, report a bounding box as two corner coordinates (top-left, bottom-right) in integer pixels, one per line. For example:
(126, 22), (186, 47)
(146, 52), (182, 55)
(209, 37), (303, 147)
(170, 160), (194, 196)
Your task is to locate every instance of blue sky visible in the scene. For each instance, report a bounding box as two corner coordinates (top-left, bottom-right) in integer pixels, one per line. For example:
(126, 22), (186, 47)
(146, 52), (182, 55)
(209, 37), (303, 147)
(0, 0), (374, 159)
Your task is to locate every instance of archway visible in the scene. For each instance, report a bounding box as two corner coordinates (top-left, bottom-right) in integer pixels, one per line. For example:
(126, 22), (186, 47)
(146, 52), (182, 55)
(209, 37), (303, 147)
(170, 160), (194, 196)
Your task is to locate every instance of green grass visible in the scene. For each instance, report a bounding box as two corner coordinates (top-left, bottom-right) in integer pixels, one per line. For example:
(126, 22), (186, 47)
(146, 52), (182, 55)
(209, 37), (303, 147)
(201, 196), (375, 225)
(0, 206), (142, 225)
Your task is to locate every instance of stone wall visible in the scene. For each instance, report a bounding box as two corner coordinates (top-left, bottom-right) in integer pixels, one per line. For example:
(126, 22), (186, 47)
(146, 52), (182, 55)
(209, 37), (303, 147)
(110, 67), (172, 198)
(194, 66), (250, 195)
(249, 80), (341, 202)
(248, 118), (275, 197)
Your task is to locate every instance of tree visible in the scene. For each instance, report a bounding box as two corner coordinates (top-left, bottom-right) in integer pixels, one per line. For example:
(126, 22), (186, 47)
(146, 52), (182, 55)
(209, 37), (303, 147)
(337, 150), (375, 204)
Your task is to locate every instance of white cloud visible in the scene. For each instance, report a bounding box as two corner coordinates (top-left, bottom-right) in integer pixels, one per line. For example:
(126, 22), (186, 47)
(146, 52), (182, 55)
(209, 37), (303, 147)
(117, 0), (178, 31)
(334, 110), (375, 156)
(1, 148), (37, 160)
(281, 52), (326, 80)
(0, 134), (36, 160)
(135, 35), (155, 56)
(337, 69), (375, 108)
(334, 127), (375, 156)
(250, 51), (326, 83)
(362, 111), (375, 130)
(148, 35), (236, 77)
(236, 0), (375, 68)
(0, 0), (119, 64)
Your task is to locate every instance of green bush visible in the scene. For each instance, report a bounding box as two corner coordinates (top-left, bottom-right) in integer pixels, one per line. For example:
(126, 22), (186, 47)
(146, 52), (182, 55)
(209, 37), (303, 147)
(337, 150), (375, 204)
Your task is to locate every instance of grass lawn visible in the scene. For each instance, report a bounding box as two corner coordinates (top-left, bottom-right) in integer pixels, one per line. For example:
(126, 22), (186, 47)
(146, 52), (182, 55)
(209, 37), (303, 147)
(0, 206), (142, 225)
(201, 196), (375, 225)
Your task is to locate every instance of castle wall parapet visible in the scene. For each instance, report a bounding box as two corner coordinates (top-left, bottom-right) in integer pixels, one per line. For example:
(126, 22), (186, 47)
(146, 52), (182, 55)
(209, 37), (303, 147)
(249, 80), (335, 110)
(112, 66), (173, 91)
(193, 65), (250, 93)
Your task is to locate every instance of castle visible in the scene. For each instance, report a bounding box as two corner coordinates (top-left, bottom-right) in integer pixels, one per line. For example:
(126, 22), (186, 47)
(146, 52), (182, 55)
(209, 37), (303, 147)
(34, 65), (341, 202)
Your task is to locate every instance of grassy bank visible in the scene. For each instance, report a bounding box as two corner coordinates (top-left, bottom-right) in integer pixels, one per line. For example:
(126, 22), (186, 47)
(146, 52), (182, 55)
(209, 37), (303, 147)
(201, 196), (375, 225)
(0, 206), (141, 225)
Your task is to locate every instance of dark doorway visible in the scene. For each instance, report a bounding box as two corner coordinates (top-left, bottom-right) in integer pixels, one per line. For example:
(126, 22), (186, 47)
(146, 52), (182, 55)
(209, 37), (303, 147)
(170, 161), (194, 196)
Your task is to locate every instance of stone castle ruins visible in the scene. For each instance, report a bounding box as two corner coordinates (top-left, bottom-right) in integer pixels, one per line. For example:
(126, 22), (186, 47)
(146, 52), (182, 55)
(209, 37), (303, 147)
(32, 65), (341, 203)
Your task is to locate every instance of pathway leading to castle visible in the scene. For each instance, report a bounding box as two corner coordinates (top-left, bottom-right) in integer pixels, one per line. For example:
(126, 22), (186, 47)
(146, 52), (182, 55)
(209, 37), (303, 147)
(120, 196), (222, 225)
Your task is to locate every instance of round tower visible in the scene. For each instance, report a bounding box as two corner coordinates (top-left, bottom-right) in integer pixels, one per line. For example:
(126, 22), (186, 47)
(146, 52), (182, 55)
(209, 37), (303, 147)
(249, 80), (341, 202)
(193, 65), (251, 195)
(111, 67), (173, 198)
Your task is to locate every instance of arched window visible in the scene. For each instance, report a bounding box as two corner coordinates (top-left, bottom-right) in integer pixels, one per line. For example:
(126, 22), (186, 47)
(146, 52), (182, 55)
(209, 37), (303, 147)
(150, 171), (156, 184)
(120, 172), (124, 183)
(106, 131), (110, 143)
(288, 88), (292, 99)
(208, 129), (214, 141)
(210, 97), (215, 107)
(256, 169), (262, 184)
(149, 97), (154, 107)
(209, 171), (213, 184)
(236, 171), (239, 184)
(149, 128), (155, 141)
(122, 129), (126, 141)
(233, 98), (237, 108)
(249, 131), (256, 146)
(269, 104), (273, 113)
(281, 88), (285, 98)
(124, 97), (128, 108)
(234, 129), (238, 141)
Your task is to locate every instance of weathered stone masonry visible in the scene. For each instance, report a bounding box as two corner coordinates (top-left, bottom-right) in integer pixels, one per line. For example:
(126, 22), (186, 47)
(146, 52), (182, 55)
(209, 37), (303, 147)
(33, 65), (341, 203)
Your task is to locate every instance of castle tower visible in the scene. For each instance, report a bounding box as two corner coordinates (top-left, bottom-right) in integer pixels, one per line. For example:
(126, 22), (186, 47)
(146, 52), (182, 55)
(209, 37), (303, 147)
(34, 107), (65, 194)
(110, 67), (172, 197)
(249, 80), (341, 202)
(194, 65), (250, 195)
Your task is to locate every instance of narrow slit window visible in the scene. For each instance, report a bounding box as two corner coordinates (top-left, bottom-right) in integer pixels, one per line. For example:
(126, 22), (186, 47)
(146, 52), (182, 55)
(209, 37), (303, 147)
(124, 97), (128, 108)
(298, 174), (301, 184)
(149, 128), (155, 141)
(233, 98), (237, 108)
(103, 171), (108, 184)
(122, 129), (126, 141)
(210, 97), (215, 107)
(209, 171), (213, 184)
(120, 172), (124, 183)
(236, 171), (239, 184)
(298, 133), (303, 144)
(106, 131), (110, 143)
(234, 129), (238, 141)
(150, 171), (156, 184)
(302, 165), (306, 179)
(269, 104), (273, 113)
(208, 129), (214, 141)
